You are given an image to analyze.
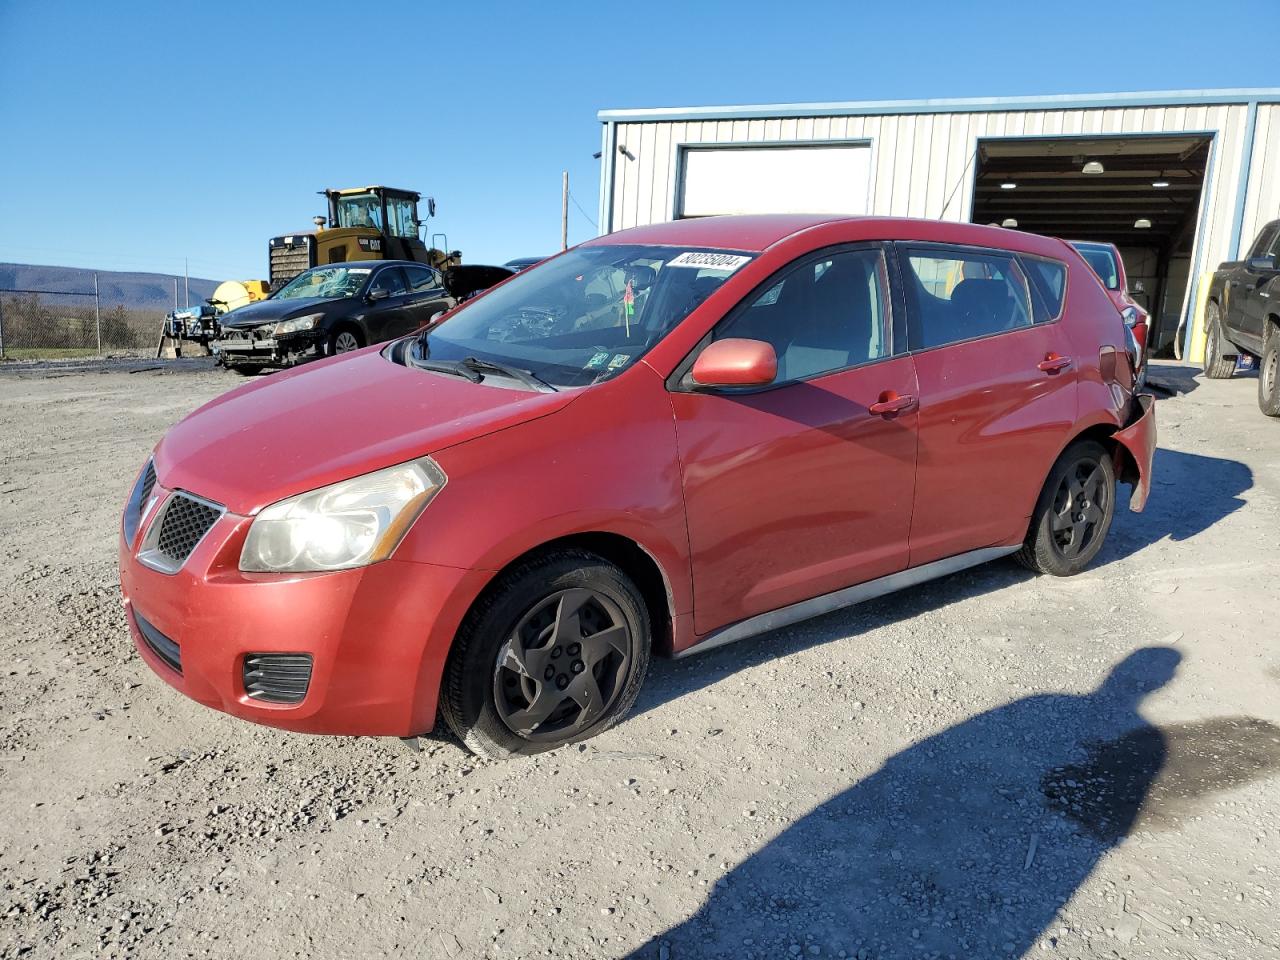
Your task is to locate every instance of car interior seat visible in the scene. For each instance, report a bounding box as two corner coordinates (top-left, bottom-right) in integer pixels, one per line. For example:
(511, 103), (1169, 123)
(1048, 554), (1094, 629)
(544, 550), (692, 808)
(777, 258), (873, 381)
(950, 278), (1016, 338)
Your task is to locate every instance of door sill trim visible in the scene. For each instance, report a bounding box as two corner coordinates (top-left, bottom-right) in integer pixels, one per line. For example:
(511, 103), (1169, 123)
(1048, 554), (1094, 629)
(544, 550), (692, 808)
(675, 546), (1020, 659)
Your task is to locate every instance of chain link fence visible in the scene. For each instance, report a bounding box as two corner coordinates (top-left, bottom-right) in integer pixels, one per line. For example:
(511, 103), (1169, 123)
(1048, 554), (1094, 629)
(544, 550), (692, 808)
(0, 288), (164, 360)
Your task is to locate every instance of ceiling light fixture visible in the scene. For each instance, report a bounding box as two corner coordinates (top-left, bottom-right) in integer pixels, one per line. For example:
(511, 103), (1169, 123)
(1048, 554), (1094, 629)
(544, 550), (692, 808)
(1082, 161), (1105, 175)
(1152, 180), (1170, 188)
(1134, 218), (1152, 229)
(1001, 182), (1017, 190)
(1001, 218), (1019, 228)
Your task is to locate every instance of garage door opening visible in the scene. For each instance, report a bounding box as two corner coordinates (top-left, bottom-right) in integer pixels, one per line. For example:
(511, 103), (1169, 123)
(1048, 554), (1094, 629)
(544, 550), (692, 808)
(971, 135), (1211, 353)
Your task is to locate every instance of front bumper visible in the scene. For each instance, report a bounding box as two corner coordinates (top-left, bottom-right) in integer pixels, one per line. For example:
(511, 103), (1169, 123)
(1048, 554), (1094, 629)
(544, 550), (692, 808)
(119, 483), (490, 736)
(1114, 393), (1156, 512)
(213, 329), (323, 367)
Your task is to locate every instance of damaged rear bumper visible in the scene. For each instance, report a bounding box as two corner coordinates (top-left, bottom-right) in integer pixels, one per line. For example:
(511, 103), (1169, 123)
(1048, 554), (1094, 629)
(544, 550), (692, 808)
(1114, 393), (1156, 512)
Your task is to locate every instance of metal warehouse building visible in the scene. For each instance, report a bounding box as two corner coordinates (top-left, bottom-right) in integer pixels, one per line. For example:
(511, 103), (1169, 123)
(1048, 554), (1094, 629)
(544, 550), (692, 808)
(596, 89), (1280, 360)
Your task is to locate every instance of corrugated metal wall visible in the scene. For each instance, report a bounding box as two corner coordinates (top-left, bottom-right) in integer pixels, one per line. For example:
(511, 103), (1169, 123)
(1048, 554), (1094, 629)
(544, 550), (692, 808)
(1241, 103), (1280, 249)
(604, 101), (1280, 346)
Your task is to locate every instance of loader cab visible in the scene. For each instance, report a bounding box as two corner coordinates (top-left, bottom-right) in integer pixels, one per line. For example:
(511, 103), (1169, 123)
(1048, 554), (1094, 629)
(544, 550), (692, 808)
(322, 186), (429, 266)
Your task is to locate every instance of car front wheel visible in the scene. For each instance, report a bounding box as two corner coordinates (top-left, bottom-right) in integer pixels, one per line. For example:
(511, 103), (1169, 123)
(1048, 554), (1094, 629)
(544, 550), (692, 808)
(1017, 440), (1117, 577)
(441, 550), (651, 758)
(328, 327), (364, 355)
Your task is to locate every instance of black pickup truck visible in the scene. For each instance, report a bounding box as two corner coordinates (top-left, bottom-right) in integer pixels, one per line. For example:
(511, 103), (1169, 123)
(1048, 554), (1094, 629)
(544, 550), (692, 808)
(1204, 219), (1280, 415)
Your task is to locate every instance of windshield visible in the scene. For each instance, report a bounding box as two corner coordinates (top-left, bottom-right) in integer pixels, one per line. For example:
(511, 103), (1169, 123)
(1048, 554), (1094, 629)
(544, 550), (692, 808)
(1071, 243), (1120, 290)
(334, 192), (384, 231)
(412, 244), (754, 388)
(273, 266), (371, 300)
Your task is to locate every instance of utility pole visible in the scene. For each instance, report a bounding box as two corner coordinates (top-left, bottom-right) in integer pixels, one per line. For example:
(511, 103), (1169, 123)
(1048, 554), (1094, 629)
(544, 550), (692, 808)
(93, 272), (102, 356)
(183, 258), (189, 309)
(173, 278), (178, 311)
(561, 171), (569, 251)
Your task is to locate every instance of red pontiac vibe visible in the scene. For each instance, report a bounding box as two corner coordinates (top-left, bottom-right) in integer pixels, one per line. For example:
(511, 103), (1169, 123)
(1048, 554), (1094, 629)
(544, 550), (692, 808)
(1069, 240), (1151, 375)
(120, 215), (1156, 758)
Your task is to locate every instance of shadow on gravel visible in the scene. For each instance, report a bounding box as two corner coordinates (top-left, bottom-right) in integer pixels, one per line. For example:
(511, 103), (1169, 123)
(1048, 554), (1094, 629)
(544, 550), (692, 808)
(1098, 447), (1252, 567)
(628, 648), (1280, 960)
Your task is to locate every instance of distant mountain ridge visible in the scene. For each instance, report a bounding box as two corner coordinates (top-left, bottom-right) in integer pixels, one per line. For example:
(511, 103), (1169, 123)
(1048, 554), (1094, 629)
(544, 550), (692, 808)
(0, 263), (220, 312)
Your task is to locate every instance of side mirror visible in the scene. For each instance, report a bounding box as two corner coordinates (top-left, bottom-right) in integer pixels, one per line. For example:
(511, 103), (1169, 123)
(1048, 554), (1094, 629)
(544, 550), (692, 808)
(1131, 280), (1146, 295)
(691, 338), (777, 388)
(1247, 255), (1278, 273)
(366, 287), (390, 302)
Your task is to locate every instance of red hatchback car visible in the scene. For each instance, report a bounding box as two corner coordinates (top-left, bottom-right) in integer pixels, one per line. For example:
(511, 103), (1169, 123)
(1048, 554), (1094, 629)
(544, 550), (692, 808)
(1069, 240), (1150, 377)
(120, 215), (1155, 757)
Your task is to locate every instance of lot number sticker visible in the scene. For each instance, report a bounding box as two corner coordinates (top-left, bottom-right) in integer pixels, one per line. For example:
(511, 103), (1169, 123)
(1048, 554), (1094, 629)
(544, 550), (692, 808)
(667, 252), (751, 272)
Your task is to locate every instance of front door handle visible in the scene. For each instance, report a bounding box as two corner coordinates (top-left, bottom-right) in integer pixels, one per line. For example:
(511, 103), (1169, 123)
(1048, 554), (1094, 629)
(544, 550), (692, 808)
(868, 392), (917, 415)
(1038, 354), (1072, 373)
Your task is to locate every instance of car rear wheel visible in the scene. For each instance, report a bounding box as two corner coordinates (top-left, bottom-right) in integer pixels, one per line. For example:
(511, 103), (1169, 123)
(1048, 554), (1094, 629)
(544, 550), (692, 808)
(328, 327), (363, 355)
(1017, 440), (1116, 577)
(1202, 300), (1237, 379)
(1259, 323), (1280, 417)
(441, 550), (651, 758)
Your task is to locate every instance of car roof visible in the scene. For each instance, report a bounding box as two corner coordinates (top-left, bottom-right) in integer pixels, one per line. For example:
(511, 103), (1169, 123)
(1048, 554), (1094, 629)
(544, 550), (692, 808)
(1067, 240), (1118, 253)
(583, 214), (1076, 259)
(306, 259), (426, 269)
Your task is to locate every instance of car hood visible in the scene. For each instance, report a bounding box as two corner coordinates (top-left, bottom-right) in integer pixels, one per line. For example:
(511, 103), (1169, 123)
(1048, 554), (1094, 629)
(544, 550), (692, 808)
(153, 348), (577, 514)
(219, 297), (341, 329)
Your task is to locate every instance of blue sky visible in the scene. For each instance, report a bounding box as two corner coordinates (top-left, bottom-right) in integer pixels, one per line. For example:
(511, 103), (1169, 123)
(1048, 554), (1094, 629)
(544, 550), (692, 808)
(1, 0), (1276, 282)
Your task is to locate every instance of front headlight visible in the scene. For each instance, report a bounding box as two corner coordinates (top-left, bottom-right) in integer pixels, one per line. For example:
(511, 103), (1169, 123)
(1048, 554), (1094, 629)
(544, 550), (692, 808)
(239, 459), (446, 572)
(273, 313), (323, 337)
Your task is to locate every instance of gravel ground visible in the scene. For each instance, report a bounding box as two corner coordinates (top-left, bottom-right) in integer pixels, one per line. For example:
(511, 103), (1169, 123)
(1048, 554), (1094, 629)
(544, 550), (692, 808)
(1, 359), (1278, 960)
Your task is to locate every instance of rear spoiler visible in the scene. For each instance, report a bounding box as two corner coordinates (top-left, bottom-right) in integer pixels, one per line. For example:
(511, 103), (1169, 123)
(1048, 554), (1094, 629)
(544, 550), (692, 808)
(443, 265), (515, 301)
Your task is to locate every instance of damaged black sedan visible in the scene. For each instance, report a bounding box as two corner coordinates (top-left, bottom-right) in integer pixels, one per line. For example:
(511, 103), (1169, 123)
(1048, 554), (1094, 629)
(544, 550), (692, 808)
(213, 261), (511, 375)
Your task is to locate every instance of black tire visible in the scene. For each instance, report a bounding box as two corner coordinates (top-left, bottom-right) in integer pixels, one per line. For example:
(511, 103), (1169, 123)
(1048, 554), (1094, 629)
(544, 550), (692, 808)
(1260, 322), (1280, 417)
(1202, 300), (1237, 379)
(1017, 440), (1117, 577)
(230, 364), (265, 376)
(441, 550), (652, 759)
(327, 325), (364, 355)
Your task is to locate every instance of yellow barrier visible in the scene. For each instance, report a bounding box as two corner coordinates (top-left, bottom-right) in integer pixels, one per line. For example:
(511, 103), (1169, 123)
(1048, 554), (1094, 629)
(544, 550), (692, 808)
(1186, 271), (1215, 366)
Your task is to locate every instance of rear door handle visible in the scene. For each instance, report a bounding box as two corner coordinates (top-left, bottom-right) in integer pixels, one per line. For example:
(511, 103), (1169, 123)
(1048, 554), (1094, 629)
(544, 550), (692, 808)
(1038, 355), (1072, 373)
(868, 392), (917, 415)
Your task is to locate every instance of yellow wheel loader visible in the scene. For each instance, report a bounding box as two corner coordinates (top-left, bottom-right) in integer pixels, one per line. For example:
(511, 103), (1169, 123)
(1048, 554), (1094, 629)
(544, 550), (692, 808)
(267, 186), (460, 290)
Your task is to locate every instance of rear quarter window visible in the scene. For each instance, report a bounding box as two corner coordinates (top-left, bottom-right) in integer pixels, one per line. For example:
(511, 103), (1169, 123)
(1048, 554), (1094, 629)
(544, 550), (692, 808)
(1021, 255), (1068, 322)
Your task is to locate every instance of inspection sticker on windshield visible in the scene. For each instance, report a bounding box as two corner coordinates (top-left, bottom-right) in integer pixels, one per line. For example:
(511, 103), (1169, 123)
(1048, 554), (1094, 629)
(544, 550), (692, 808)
(667, 252), (751, 272)
(607, 354), (629, 369)
(585, 351), (610, 369)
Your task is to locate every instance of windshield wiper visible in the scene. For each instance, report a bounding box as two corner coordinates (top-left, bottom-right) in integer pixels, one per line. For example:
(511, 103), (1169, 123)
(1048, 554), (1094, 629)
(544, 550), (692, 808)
(458, 356), (557, 392)
(414, 358), (483, 383)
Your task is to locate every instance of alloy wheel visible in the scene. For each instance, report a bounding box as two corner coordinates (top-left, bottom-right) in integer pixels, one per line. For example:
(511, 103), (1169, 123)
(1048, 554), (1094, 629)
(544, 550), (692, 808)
(1049, 457), (1109, 559)
(493, 588), (632, 741)
(334, 331), (361, 353)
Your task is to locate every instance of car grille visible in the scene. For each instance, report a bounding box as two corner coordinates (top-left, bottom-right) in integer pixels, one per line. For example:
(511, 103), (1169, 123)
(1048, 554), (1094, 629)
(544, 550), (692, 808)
(139, 461), (157, 505)
(134, 610), (181, 673)
(124, 459), (157, 545)
(243, 654), (313, 704)
(268, 236), (314, 289)
(153, 493), (223, 569)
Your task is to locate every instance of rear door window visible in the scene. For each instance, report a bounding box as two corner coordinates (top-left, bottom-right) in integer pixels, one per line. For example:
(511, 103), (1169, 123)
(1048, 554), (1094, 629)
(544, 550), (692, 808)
(1020, 255), (1068, 322)
(405, 266), (443, 292)
(899, 245), (1034, 350)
